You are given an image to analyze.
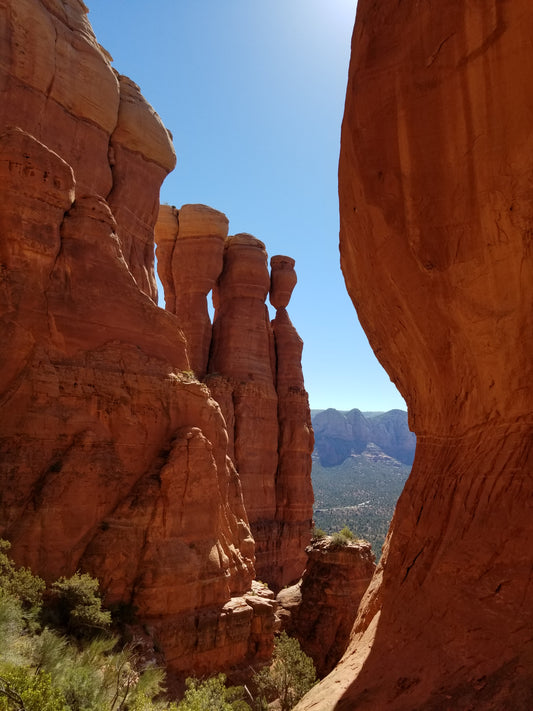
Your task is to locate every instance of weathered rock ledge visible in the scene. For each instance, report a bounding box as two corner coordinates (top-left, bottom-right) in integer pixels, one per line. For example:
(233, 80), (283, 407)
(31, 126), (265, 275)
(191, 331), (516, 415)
(277, 538), (375, 678)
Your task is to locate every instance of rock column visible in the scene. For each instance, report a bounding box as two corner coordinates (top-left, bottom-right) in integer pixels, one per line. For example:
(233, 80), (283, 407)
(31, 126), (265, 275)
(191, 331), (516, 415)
(270, 256), (314, 586)
(155, 204), (228, 378)
(208, 235), (279, 582)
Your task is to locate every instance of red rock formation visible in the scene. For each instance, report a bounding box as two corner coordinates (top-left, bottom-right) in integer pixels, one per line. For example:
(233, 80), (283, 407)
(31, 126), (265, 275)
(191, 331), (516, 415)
(277, 538), (375, 678)
(108, 75), (177, 301)
(207, 235), (280, 584)
(298, 2), (533, 709)
(270, 256), (314, 586)
(155, 204), (228, 378)
(200, 240), (314, 591)
(0, 0), (269, 680)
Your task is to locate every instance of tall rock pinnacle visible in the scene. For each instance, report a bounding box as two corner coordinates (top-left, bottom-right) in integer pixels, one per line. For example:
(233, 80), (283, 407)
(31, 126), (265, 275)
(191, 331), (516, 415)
(155, 221), (315, 590)
(155, 203), (228, 378)
(270, 256), (314, 585)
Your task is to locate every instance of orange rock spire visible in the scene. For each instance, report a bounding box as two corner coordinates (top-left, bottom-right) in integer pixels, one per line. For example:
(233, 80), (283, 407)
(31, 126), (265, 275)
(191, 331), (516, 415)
(155, 203), (228, 378)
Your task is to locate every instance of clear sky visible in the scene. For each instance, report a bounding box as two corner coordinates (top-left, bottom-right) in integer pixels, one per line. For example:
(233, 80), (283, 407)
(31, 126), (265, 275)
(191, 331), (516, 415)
(86, 0), (406, 412)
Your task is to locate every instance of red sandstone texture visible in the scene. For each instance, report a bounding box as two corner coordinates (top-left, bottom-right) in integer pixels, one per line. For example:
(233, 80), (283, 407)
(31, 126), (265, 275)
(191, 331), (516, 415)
(297, 2), (533, 710)
(270, 256), (315, 587)
(154, 204), (228, 378)
(155, 220), (315, 590)
(0, 0), (277, 678)
(208, 239), (314, 590)
(277, 538), (375, 678)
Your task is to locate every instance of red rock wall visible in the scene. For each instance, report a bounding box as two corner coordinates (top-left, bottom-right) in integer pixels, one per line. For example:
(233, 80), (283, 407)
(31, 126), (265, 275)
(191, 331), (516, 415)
(155, 221), (315, 590)
(298, 2), (533, 709)
(0, 0), (269, 679)
(277, 539), (375, 678)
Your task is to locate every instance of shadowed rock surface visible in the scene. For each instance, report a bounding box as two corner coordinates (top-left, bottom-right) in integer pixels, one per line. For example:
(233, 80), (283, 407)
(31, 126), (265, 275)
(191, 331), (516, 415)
(277, 538), (375, 678)
(297, 2), (533, 709)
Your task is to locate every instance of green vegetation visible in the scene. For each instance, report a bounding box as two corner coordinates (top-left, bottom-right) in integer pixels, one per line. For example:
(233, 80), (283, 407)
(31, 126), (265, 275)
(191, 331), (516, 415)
(48, 572), (112, 637)
(0, 542), (316, 711)
(311, 448), (411, 557)
(252, 632), (316, 711)
(176, 674), (250, 711)
(0, 540), (175, 711)
(311, 526), (326, 541)
(329, 525), (356, 548)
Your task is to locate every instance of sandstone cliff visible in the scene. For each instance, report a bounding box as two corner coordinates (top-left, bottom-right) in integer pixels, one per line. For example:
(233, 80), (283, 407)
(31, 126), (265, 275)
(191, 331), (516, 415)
(297, 2), (533, 709)
(0, 0), (276, 679)
(277, 538), (375, 678)
(155, 212), (315, 591)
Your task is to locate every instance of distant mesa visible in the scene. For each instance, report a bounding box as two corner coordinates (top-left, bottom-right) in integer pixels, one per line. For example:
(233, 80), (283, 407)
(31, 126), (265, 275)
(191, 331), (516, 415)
(312, 408), (415, 467)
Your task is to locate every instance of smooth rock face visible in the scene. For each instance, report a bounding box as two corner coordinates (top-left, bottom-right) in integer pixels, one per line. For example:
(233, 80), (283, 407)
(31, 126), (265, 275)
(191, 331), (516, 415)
(277, 539), (375, 678)
(298, 2), (533, 709)
(0, 0), (264, 680)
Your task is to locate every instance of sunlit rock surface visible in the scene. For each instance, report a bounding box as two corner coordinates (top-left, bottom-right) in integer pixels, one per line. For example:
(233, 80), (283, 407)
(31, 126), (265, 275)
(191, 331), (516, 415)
(297, 2), (533, 709)
(155, 214), (315, 590)
(0, 0), (262, 679)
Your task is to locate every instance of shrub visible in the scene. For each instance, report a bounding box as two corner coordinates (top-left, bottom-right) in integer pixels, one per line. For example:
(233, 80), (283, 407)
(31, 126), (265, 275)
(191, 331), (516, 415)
(253, 632), (316, 711)
(330, 525), (356, 548)
(0, 667), (68, 711)
(0, 541), (45, 612)
(177, 674), (251, 711)
(48, 572), (112, 637)
(311, 527), (326, 541)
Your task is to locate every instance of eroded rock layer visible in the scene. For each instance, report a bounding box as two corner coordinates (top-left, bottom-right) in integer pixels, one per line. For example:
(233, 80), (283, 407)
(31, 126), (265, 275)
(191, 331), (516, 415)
(277, 538), (375, 678)
(155, 219), (315, 590)
(0, 0), (264, 679)
(154, 204), (228, 378)
(298, 2), (533, 709)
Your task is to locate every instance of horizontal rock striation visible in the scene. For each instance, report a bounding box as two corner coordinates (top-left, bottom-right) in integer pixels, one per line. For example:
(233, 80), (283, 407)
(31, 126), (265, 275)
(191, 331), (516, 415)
(0, 0), (269, 679)
(277, 538), (375, 678)
(155, 219), (315, 591)
(298, 2), (533, 709)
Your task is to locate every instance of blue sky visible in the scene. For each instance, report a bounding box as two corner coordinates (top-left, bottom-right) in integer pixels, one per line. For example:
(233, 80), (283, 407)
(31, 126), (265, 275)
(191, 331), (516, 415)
(87, 0), (406, 412)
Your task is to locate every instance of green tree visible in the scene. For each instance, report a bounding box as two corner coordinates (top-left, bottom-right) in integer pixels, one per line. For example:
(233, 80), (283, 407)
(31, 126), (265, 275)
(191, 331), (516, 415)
(48, 572), (111, 637)
(0, 541), (45, 612)
(177, 674), (251, 711)
(253, 632), (316, 711)
(0, 668), (68, 711)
